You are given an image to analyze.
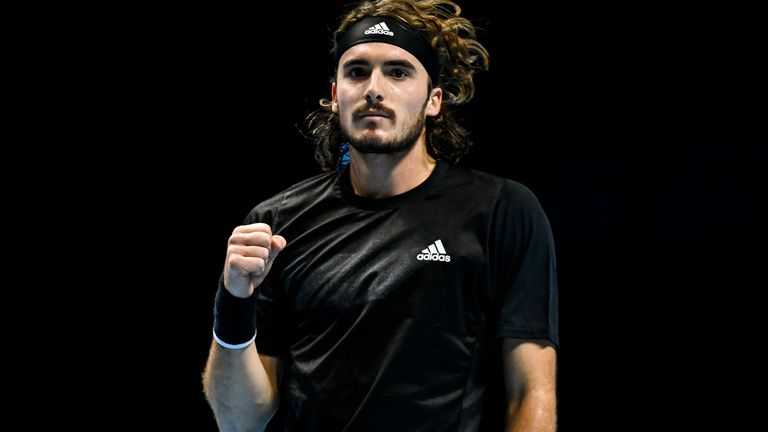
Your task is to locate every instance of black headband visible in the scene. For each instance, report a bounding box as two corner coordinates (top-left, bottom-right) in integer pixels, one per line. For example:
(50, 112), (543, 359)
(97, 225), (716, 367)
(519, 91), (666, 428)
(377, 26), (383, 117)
(334, 16), (440, 84)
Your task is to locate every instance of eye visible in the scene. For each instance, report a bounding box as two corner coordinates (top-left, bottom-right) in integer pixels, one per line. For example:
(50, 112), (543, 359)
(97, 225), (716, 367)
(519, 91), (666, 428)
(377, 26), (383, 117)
(346, 67), (368, 78)
(390, 68), (409, 79)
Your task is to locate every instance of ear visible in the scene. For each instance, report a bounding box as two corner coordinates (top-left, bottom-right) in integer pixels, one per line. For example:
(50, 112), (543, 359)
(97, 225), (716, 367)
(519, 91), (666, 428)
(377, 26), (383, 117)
(425, 87), (442, 117)
(331, 81), (338, 114)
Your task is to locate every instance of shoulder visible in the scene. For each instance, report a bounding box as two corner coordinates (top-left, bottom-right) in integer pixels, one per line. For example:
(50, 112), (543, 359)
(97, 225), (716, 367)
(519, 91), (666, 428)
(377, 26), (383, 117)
(449, 166), (556, 248)
(244, 171), (338, 224)
(275, 170), (338, 200)
(444, 164), (542, 207)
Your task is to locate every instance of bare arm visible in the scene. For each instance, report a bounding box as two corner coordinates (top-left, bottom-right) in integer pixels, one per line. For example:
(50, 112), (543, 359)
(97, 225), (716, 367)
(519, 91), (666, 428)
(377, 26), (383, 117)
(502, 338), (557, 432)
(203, 345), (281, 432)
(202, 223), (287, 431)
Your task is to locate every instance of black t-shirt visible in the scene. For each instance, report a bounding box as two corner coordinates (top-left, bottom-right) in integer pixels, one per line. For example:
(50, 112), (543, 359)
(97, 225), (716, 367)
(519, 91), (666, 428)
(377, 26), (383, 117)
(248, 161), (558, 431)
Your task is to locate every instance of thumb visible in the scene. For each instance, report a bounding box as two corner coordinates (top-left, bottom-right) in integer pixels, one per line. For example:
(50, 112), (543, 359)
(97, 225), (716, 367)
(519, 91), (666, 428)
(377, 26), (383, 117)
(270, 235), (287, 258)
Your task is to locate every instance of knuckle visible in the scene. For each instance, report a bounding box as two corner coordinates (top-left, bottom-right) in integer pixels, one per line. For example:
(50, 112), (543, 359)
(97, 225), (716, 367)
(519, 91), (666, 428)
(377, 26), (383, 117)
(228, 232), (242, 245)
(256, 259), (267, 274)
(255, 223), (272, 235)
(232, 224), (247, 235)
(227, 245), (241, 258)
(248, 258), (264, 275)
(251, 232), (270, 246)
(228, 254), (243, 269)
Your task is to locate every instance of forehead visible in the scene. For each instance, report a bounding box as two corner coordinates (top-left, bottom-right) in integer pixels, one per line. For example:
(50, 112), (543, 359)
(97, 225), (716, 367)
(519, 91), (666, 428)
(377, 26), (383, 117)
(338, 42), (426, 72)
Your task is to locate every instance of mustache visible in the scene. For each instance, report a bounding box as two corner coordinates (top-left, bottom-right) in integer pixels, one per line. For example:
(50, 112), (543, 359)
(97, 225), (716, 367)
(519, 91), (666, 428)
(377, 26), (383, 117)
(353, 102), (395, 119)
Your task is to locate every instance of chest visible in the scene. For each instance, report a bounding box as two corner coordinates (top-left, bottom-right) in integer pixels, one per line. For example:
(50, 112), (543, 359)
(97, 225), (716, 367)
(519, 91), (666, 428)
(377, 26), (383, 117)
(275, 204), (489, 312)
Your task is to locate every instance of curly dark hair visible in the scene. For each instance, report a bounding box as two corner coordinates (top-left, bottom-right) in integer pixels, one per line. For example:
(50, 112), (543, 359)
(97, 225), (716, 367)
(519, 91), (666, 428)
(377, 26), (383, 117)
(304, 0), (490, 171)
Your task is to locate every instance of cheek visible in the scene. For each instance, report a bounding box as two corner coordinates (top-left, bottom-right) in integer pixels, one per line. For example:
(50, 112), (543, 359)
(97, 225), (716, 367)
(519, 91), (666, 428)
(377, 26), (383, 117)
(395, 86), (427, 112)
(336, 99), (351, 118)
(335, 88), (355, 111)
(337, 93), (366, 123)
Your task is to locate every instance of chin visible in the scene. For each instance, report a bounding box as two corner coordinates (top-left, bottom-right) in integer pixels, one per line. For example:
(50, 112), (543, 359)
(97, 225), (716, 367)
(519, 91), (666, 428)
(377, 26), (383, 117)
(354, 132), (388, 146)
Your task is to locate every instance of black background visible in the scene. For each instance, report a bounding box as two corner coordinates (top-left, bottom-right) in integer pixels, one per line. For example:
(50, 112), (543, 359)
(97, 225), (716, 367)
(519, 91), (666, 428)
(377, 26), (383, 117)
(92, 1), (765, 430)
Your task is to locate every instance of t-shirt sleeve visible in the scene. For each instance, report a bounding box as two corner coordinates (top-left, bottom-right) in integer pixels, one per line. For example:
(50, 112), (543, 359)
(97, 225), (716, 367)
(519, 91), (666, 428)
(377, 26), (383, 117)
(492, 181), (559, 349)
(242, 197), (293, 357)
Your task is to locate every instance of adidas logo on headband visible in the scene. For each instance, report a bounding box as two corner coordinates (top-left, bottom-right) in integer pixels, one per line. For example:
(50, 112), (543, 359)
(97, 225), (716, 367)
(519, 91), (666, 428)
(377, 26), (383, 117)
(364, 22), (394, 36)
(335, 16), (440, 83)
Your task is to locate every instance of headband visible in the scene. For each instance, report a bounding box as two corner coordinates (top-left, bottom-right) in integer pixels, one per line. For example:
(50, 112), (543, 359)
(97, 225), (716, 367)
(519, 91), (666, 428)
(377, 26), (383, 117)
(334, 16), (440, 85)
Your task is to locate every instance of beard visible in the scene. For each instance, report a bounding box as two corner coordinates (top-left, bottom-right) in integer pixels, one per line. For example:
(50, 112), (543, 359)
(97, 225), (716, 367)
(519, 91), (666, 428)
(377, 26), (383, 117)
(344, 100), (427, 155)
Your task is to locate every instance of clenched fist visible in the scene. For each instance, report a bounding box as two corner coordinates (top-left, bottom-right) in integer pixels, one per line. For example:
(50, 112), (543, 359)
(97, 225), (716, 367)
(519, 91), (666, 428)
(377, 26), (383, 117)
(223, 223), (286, 298)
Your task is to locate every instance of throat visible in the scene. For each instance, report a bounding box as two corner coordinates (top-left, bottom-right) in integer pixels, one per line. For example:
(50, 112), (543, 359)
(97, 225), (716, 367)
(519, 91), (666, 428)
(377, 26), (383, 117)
(349, 153), (437, 198)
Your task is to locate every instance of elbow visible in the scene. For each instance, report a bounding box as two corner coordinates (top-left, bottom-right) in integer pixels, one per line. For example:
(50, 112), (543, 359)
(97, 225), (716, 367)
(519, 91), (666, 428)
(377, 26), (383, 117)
(208, 400), (279, 432)
(256, 397), (280, 424)
(203, 381), (280, 431)
(252, 380), (281, 424)
(506, 389), (557, 431)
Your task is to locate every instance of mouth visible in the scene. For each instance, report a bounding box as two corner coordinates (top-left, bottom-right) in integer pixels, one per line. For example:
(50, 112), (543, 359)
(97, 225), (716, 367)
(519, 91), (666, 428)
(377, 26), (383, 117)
(356, 110), (391, 119)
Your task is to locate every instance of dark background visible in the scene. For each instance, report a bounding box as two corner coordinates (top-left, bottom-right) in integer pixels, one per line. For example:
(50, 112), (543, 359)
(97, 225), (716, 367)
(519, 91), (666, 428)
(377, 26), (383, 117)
(100, 1), (765, 429)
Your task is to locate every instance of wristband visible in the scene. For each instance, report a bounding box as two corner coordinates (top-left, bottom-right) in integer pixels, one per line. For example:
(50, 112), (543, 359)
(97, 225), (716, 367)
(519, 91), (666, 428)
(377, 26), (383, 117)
(212, 277), (257, 349)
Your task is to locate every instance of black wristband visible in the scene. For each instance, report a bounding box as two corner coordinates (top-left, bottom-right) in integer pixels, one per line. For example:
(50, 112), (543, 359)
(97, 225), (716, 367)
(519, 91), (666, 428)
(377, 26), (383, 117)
(212, 277), (257, 348)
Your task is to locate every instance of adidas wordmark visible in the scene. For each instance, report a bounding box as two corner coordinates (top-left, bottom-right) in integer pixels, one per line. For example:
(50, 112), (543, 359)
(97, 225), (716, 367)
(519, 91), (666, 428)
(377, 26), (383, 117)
(364, 22), (394, 36)
(416, 239), (451, 262)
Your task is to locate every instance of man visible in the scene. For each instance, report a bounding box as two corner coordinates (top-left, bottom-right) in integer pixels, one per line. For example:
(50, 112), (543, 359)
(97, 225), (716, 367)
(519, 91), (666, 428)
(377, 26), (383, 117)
(203, 1), (558, 430)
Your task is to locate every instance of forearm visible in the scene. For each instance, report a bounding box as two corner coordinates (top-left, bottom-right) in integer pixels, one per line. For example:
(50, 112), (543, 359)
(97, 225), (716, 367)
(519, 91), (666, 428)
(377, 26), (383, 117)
(505, 391), (557, 432)
(203, 342), (279, 432)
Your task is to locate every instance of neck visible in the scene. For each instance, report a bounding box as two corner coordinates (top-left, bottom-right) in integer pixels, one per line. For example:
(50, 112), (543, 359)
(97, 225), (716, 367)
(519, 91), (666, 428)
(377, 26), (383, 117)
(348, 136), (436, 199)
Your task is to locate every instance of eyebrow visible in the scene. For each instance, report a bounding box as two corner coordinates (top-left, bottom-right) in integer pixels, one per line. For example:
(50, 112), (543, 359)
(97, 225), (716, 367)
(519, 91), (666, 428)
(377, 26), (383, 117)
(341, 59), (418, 71)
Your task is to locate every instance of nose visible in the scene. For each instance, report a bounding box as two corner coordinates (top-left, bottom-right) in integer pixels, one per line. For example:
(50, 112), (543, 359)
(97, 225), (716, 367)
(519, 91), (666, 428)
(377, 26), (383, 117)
(364, 70), (384, 104)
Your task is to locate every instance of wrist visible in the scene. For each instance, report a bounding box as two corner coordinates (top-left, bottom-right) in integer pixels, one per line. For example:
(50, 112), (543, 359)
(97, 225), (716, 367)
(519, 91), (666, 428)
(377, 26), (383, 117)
(212, 277), (257, 348)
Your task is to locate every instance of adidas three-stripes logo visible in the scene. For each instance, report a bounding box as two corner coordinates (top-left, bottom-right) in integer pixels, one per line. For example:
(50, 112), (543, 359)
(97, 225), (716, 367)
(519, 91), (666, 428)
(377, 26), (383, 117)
(416, 239), (451, 262)
(364, 22), (394, 36)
